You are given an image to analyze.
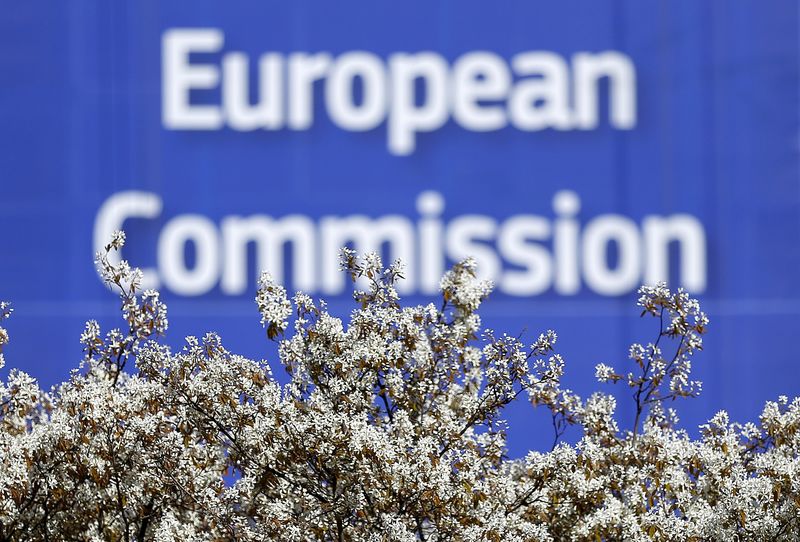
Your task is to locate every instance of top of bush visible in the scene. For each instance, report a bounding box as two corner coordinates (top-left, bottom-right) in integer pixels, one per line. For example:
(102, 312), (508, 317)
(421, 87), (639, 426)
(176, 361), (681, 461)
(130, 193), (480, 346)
(0, 232), (797, 541)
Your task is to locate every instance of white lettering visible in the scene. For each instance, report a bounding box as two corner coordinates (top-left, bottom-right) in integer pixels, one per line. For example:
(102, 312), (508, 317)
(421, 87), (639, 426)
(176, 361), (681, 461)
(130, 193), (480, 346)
(573, 51), (637, 130)
(95, 190), (706, 298)
(643, 215), (706, 292)
(320, 216), (416, 294)
(582, 215), (641, 295)
(417, 191), (446, 294)
(93, 191), (162, 290)
(509, 52), (573, 130)
(553, 190), (581, 295)
(222, 53), (284, 130)
(287, 53), (332, 130)
(158, 215), (220, 295)
(162, 30), (639, 155)
(452, 52), (510, 131)
(446, 216), (500, 282)
(498, 216), (551, 295)
(388, 53), (450, 155)
(220, 215), (315, 295)
(162, 29), (224, 129)
(326, 52), (387, 131)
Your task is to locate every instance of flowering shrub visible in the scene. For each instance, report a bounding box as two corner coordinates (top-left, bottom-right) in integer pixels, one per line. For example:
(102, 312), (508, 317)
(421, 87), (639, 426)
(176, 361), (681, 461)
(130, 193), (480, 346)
(0, 232), (798, 541)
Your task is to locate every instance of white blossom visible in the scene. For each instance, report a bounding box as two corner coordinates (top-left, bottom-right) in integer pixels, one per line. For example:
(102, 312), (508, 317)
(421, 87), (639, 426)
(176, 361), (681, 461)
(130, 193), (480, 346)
(0, 236), (797, 540)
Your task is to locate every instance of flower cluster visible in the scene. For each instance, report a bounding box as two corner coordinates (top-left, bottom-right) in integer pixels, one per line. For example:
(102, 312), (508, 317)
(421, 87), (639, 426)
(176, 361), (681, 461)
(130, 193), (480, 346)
(0, 234), (797, 540)
(0, 301), (11, 369)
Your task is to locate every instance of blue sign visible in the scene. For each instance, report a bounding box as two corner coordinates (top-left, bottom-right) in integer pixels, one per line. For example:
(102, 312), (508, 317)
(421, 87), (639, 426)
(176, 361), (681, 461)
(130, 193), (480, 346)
(1, 2), (798, 455)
